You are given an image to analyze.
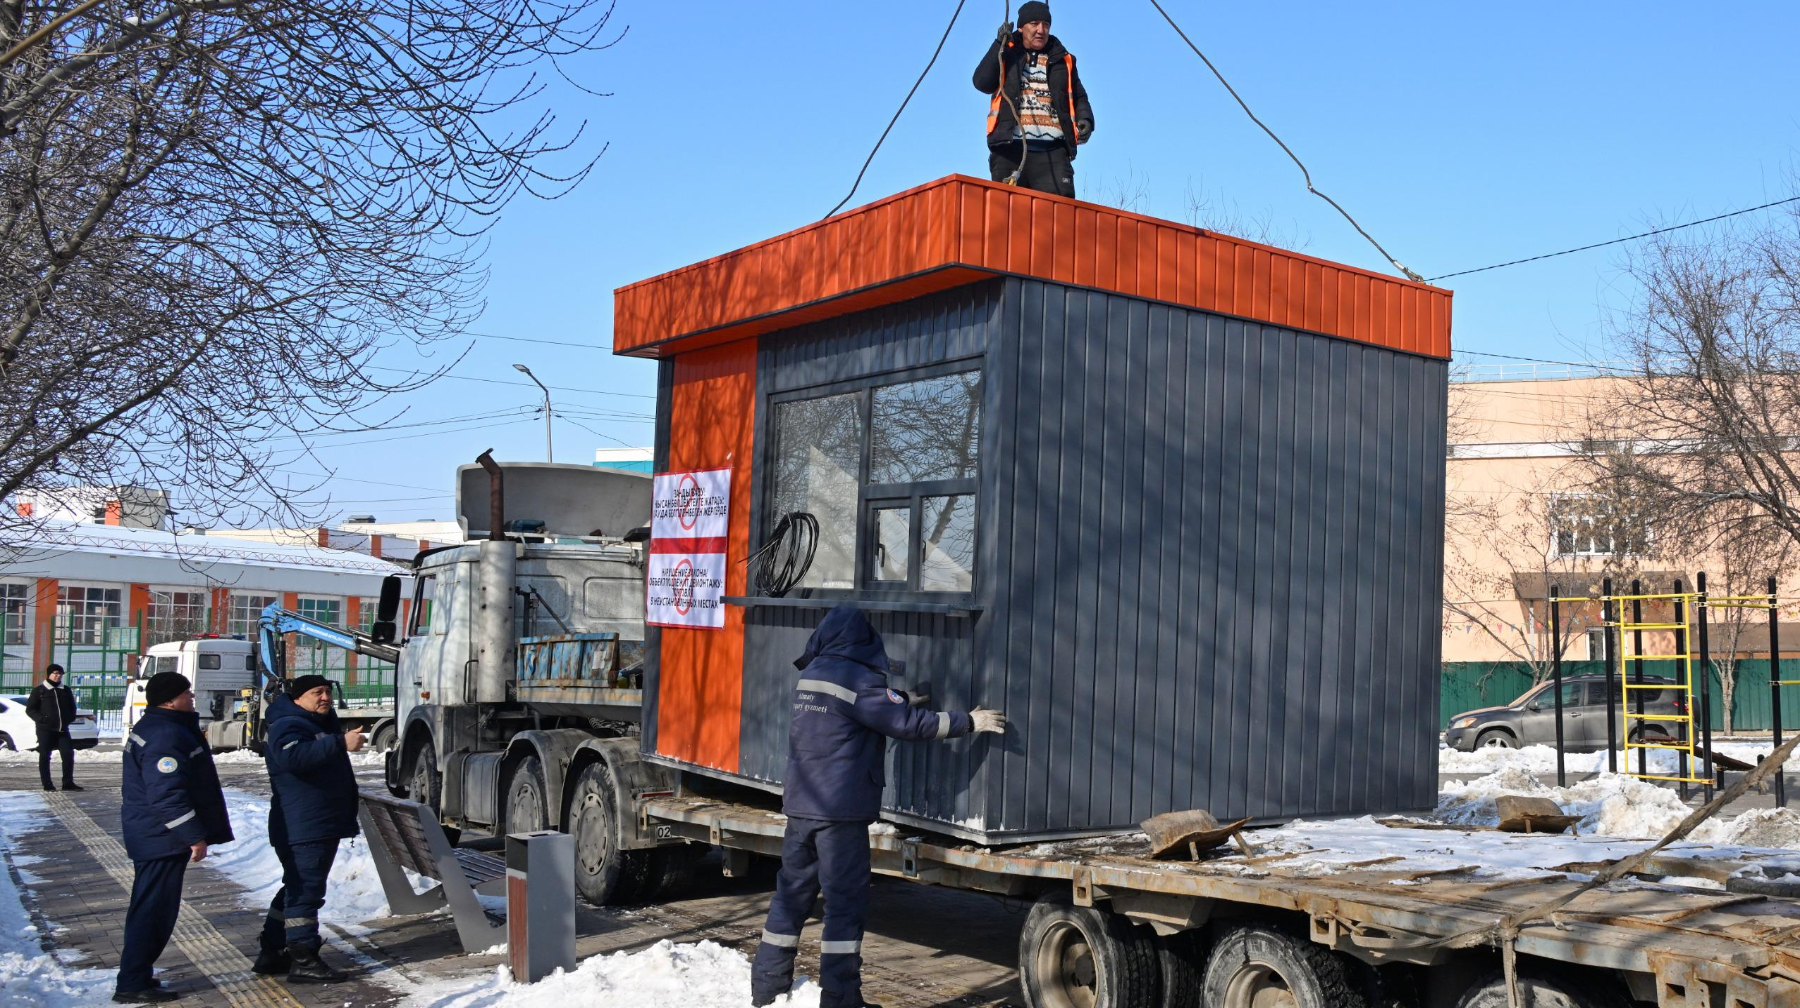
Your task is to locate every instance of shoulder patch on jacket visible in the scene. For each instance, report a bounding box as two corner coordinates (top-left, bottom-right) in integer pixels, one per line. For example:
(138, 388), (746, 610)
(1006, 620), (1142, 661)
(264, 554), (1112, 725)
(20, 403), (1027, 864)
(156, 756), (178, 773)
(886, 689), (905, 704)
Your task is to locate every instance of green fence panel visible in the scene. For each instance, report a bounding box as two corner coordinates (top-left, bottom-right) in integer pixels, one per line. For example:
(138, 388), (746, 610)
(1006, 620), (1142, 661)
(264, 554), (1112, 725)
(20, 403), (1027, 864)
(1441, 658), (1800, 733)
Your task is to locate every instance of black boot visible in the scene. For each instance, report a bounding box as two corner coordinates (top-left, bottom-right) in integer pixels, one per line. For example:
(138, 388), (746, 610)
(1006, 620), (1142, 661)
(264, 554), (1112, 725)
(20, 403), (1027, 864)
(250, 946), (290, 975)
(285, 943), (347, 984)
(62, 782), (84, 791)
(110, 989), (179, 1003)
(41, 782), (55, 791)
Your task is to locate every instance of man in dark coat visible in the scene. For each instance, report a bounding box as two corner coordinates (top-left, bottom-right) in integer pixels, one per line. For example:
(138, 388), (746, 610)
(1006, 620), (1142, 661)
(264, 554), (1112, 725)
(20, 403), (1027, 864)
(115, 671), (233, 1004)
(750, 606), (1006, 1008)
(972, 1), (1093, 197)
(257, 674), (364, 984)
(25, 663), (83, 791)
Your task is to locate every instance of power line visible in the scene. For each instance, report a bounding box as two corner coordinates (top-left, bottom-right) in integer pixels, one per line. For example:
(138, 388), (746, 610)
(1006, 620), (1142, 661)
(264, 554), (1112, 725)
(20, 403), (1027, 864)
(473, 331), (615, 351)
(553, 410), (638, 449)
(296, 417), (538, 450)
(1146, 0), (1422, 282)
(365, 364), (656, 400)
(825, 0), (968, 218)
(1427, 195), (1800, 283)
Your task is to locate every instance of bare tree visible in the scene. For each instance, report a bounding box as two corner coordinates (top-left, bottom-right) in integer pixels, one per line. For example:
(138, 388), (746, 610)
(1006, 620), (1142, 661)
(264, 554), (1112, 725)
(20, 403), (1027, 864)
(0, 0), (620, 537)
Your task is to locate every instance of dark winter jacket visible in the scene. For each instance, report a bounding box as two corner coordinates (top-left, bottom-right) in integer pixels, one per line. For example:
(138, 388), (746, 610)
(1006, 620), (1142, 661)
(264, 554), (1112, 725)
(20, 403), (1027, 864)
(782, 606), (974, 823)
(972, 32), (1093, 155)
(121, 706), (234, 861)
(25, 680), (77, 735)
(263, 694), (360, 846)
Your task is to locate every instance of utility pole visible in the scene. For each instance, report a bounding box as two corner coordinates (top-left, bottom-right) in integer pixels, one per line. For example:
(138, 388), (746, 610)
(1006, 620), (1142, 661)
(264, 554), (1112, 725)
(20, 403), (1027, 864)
(513, 363), (553, 462)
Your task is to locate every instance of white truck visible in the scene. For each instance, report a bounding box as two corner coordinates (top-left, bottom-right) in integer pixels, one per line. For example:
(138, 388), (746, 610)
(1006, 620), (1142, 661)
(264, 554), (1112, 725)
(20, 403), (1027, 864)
(123, 637), (260, 737)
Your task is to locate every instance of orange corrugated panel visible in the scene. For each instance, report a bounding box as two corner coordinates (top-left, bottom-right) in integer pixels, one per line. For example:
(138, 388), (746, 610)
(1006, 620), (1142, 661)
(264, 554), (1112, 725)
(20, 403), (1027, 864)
(656, 340), (756, 773)
(613, 174), (1452, 360)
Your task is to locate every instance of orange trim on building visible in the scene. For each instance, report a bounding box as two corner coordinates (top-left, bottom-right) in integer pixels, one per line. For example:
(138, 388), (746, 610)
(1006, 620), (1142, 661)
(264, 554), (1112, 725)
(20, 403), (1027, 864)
(345, 596), (362, 685)
(652, 340), (757, 773)
(209, 587), (232, 634)
(104, 501), (122, 526)
(614, 174), (1452, 360)
(31, 578), (58, 672)
(128, 584), (151, 656)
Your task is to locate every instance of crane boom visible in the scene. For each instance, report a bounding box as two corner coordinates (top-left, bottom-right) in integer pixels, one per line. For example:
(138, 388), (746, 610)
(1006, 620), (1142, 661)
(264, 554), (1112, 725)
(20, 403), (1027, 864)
(258, 601), (401, 685)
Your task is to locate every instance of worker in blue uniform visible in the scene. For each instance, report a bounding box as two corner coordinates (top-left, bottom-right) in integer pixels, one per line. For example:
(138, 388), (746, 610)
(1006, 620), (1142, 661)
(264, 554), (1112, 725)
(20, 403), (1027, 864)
(750, 605), (1007, 1008)
(257, 674), (364, 984)
(115, 671), (233, 1004)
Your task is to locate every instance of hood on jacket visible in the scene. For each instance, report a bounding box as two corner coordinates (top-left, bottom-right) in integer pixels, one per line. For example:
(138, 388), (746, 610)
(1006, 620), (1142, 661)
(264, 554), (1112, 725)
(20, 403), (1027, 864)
(792, 605), (889, 674)
(264, 692), (340, 731)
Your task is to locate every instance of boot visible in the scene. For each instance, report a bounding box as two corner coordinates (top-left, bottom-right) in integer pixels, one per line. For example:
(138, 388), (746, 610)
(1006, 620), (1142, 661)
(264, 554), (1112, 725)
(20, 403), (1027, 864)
(41, 783), (55, 791)
(62, 782), (84, 791)
(110, 989), (179, 1003)
(250, 946), (290, 975)
(285, 943), (347, 984)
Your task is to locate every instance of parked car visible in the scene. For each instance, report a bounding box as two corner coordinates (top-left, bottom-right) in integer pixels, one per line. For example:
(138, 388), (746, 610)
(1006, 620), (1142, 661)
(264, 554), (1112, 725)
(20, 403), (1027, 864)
(1444, 674), (1688, 751)
(0, 692), (101, 751)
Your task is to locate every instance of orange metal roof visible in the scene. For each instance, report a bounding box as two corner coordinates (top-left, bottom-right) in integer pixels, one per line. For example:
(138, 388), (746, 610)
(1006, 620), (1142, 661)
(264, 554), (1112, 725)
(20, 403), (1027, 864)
(613, 174), (1452, 360)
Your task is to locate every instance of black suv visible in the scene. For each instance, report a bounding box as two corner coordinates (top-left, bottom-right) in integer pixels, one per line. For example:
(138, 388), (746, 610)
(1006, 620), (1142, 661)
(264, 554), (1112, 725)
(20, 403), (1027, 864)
(1444, 674), (1689, 751)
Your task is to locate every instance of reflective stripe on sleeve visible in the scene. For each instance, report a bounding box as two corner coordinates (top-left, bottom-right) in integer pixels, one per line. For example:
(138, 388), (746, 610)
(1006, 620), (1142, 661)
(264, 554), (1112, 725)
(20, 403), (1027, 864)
(282, 740), (300, 749)
(795, 678), (857, 705)
(760, 930), (799, 948)
(165, 810), (197, 830)
(128, 733), (147, 748)
(284, 916), (317, 928)
(934, 711), (951, 739)
(819, 940), (862, 954)
(188, 746), (205, 758)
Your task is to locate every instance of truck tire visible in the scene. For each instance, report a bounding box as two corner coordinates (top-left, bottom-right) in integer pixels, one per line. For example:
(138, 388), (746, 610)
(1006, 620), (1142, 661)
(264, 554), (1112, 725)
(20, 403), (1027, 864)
(505, 755), (551, 835)
(566, 761), (653, 906)
(1476, 729), (1517, 750)
(1453, 968), (1631, 1008)
(639, 843), (706, 902)
(1203, 923), (1372, 1008)
(1156, 929), (1206, 1008)
(370, 722), (397, 753)
(409, 744), (443, 811)
(1019, 895), (1160, 1008)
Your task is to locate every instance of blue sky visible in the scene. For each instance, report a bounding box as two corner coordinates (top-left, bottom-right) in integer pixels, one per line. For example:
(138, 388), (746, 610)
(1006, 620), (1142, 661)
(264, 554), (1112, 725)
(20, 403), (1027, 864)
(278, 0), (1800, 525)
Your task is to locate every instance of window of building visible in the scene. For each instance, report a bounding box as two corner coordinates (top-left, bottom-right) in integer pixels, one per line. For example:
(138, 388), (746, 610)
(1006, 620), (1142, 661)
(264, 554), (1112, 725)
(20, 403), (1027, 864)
(297, 597), (341, 627)
(228, 594), (279, 637)
(57, 585), (122, 644)
(1550, 495), (1648, 558)
(1585, 628), (1607, 661)
(146, 590), (208, 645)
(767, 366), (980, 594)
(1, 582), (26, 646)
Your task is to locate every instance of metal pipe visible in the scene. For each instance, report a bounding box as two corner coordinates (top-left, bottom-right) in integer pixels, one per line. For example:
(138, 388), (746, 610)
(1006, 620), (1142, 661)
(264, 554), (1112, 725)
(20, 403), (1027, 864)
(1671, 579), (1688, 801)
(476, 449), (506, 541)
(1696, 572), (1714, 801)
(1551, 587), (1566, 788)
(1603, 577), (1619, 773)
(1632, 579), (1646, 779)
(513, 363), (554, 463)
(1772, 575), (1787, 809)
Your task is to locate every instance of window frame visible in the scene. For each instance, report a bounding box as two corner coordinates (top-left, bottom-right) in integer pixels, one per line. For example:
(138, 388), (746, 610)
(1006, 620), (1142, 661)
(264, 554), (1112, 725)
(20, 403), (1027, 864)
(1549, 493), (1650, 559)
(0, 581), (28, 646)
(763, 360), (982, 601)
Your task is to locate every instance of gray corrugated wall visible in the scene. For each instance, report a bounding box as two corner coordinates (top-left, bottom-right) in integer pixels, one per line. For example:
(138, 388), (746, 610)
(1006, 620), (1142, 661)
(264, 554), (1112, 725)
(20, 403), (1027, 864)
(724, 277), (1445, 841)
(980, 279), (1445, 838)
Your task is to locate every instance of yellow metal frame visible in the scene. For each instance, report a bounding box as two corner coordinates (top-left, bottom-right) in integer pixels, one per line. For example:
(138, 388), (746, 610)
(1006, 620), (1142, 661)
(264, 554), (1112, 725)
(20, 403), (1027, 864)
(1610, 591), (1712, 785)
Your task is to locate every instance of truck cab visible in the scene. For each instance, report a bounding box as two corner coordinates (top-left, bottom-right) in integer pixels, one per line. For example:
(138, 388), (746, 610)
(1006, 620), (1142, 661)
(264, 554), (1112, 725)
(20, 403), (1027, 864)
(123, 637), (259, 734)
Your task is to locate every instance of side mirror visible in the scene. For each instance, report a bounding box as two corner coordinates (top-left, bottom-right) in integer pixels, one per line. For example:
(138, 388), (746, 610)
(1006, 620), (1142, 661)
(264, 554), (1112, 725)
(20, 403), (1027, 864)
(371, 575), (401, 644)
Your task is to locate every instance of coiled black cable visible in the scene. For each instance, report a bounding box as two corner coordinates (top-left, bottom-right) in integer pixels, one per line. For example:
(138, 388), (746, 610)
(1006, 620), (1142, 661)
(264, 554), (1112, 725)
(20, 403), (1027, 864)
(745, 511), (820, 597)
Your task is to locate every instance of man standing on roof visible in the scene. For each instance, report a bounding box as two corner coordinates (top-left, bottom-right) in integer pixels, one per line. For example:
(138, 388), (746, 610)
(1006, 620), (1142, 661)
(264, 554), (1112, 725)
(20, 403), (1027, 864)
(750, 605), (1007, 1008)
(972, 1), (1093, 197)
(115, 671), (232, 1004)
(258, 674), (364, 984)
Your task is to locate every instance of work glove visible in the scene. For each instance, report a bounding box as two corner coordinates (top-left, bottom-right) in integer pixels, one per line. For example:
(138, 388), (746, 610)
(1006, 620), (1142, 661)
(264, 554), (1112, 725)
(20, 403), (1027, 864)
(971, 709), (1007, 734)
(1075, 119), (1093, 144)
(996, 21), (1014, 43)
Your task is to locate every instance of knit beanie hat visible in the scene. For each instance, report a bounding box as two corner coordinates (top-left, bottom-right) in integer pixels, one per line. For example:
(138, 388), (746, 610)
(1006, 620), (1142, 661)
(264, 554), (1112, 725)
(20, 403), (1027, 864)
(1018, 1), (1051, 25)
(145, 671), (191, 708)
(286, 674), (334, 699)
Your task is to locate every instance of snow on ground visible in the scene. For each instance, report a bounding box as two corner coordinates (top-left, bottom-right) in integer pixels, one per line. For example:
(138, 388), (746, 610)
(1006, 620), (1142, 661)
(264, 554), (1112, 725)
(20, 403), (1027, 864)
(1439, 740), (1800, 775)
(397, 940), (819, 1008)
(0, 747), (120, 764)
(1435, 767), (1800, 846)
(0, 792), (120, 1006)
(0, 746), (384, 767)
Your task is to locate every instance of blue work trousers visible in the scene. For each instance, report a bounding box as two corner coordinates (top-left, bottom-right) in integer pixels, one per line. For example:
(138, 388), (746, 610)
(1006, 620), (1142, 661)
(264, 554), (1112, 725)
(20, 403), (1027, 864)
(751, 817), (872, 1008)
(258, 840), (337, 952)
(117, 853), (188, 993)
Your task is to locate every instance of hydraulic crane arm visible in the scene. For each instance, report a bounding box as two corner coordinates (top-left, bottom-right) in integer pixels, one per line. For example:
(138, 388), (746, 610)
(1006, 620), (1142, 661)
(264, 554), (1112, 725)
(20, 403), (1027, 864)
(258, 601), (401, 685)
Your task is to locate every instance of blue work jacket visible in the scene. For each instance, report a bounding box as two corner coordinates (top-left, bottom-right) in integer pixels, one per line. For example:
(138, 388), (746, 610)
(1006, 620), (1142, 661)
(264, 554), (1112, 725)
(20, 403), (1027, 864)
(264, 694), (360, 846)
(782, 606), (974, 823)
(120, 706), (234, 861)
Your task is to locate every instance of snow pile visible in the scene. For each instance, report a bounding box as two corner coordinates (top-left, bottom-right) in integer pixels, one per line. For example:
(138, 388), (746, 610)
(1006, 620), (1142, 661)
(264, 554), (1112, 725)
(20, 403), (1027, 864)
(1439, 740), (1800, 776)
(399, 940), (819, 1008)
(0, 747), (121, 764)
(0, 793), (119, 1007)
(1435, 769), (1800, 847)
(211, 748), (386, 767)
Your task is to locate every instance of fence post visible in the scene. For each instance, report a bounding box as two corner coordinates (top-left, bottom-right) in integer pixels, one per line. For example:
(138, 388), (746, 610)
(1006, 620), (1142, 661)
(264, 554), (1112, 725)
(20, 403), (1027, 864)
(1551, 587), (1566, 788)
(1603, 577), (1618, 773)
(1772, 575), (1787, 809)
(1696, 572), (1715, 801)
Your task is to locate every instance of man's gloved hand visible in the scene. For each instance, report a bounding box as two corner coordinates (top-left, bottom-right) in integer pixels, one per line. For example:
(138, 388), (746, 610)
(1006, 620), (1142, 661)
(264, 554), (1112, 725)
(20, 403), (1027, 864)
(996, 21), (1014, 43)
(971, 709), (1007, 734)
(1076, 120), (1093, 144)
(905, 689), (931, 708)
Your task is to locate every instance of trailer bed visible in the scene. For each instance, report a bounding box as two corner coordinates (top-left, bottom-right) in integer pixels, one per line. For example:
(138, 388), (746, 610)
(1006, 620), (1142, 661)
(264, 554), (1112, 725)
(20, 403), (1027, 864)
(644, 795), (1800, 1006)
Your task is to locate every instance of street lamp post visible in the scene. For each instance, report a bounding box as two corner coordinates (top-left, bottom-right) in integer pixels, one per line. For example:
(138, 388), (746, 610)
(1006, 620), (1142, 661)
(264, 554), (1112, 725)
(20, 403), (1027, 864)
(513, 363), (553, 462)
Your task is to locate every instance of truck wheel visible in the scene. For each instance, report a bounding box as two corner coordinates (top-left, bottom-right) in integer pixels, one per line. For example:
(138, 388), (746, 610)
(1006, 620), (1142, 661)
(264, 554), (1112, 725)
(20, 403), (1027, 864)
(639, 843), (706, 902)
(566, 761), (653, 906)
(1453, 969), (1630, 1008)
(409, 744), (443, 810)
(1157, 929), (1207, 1008)
(505, 755), (551, 834)
(370, 723), (397, 753)
(1019, 895), (1160, 1008)
(1203, 923), (1371, 1008)
(1476, 730), (1517, 750)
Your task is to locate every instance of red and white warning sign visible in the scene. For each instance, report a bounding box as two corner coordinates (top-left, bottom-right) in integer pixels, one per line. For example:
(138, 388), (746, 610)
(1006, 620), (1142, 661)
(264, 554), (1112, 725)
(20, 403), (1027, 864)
(647, 468), (730, 629)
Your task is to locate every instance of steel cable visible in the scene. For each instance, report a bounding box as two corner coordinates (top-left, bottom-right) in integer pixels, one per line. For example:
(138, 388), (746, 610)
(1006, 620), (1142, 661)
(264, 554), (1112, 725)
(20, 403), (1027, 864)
(745, 511), (820, 597)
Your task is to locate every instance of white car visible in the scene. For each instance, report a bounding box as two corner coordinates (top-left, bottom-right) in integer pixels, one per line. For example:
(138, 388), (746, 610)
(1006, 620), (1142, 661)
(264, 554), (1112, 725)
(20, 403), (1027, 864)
(0, 692), (101, 751)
